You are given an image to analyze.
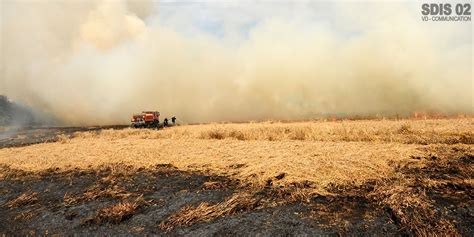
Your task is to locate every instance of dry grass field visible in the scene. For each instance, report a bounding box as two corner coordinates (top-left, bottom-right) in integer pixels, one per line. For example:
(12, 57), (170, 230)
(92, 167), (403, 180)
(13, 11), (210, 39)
(0, 118), (473, 235)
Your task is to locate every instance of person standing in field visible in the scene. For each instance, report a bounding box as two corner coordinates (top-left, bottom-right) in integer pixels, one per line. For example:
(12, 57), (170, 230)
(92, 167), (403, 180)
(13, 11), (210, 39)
(171, 116), (176, 125)
(164, 118), (168, 127)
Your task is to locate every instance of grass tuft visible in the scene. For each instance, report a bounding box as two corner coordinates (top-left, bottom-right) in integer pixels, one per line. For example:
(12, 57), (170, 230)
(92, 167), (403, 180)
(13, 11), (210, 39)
(5, 191), (38, 208)
(82, 201), (140, 225)
(159, 193), (260, 231)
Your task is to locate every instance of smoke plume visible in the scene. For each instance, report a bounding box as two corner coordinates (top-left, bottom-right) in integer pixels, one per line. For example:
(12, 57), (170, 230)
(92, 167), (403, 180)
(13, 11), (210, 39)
(1, 1), (472, 125)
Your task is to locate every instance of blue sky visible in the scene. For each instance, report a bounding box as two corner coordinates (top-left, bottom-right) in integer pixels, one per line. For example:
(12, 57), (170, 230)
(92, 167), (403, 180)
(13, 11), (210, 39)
(150, 1), (471, 43)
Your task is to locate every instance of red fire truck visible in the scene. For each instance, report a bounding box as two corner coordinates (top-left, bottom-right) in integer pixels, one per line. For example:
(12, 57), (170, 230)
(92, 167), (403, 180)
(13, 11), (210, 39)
(131, 111), (160, 128)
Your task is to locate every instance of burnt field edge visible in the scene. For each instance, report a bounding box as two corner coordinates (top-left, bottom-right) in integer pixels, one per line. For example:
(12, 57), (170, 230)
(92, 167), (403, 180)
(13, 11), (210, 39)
(0, 152), (472, 236)
(0, 125), (129, 149)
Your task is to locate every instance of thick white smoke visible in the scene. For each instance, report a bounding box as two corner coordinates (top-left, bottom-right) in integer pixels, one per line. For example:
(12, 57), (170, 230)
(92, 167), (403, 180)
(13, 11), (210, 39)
(0, 1), (472, 125)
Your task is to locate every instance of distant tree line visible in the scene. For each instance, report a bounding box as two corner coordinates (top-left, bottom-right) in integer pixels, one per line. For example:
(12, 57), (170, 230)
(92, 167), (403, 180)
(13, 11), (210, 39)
(0, 95), (55, 126)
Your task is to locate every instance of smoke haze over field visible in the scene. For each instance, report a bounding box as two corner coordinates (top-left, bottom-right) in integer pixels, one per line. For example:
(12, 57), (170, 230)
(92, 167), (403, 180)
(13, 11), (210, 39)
(0, 0), (472, 125)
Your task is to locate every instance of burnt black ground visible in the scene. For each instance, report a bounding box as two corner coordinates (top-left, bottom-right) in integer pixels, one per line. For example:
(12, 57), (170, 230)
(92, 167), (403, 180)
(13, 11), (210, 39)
(0, 159), (472, 236)
(399, 154), (474, 235)
(0, 164), (402, 236)
(0, 125), (128, 149)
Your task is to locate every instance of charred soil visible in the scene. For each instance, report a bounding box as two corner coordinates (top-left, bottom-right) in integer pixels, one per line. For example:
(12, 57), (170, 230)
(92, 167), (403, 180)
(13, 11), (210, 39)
(0, 153), (472, 236)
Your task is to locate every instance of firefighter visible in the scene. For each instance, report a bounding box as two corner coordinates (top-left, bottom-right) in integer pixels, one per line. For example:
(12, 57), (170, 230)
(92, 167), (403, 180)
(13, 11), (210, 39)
(171, 116), (176, 125)
(164, 118), (168, 127)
